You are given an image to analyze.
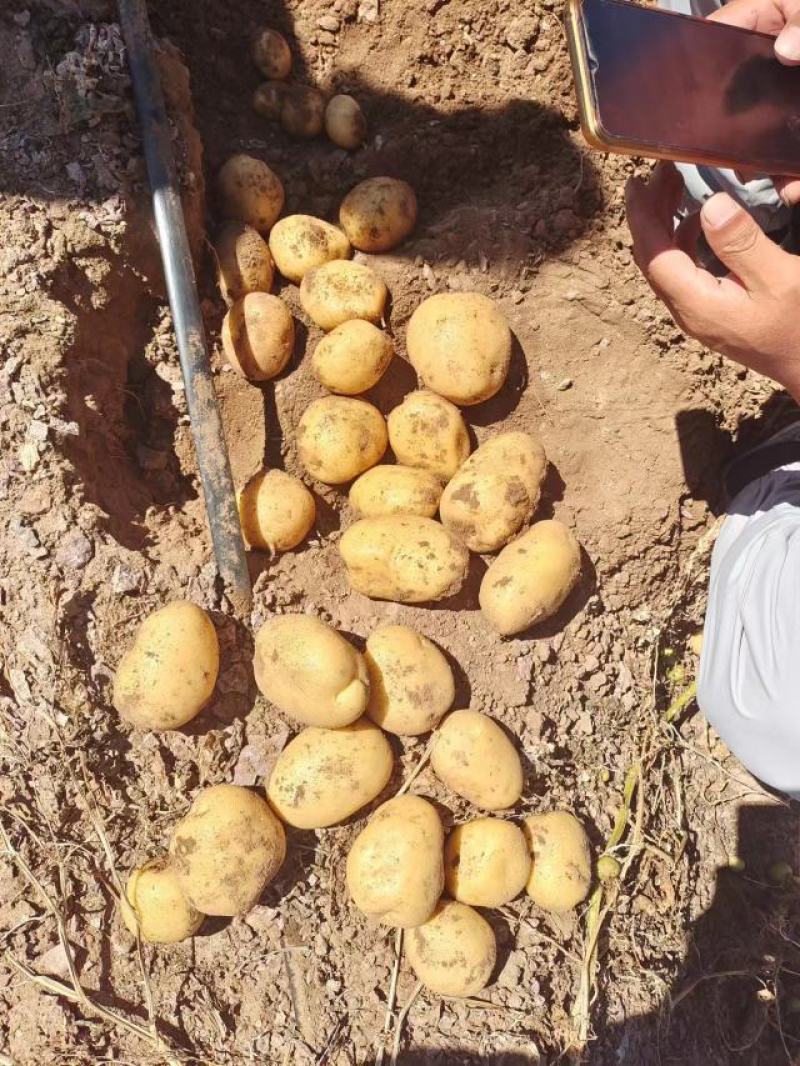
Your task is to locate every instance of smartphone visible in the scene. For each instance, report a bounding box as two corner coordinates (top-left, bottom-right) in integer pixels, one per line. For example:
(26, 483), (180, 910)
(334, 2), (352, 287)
(566, 0), (800, 176)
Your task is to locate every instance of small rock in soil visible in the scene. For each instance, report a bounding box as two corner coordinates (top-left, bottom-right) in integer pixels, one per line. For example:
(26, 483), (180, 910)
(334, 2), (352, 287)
(55, 530), (93, 570)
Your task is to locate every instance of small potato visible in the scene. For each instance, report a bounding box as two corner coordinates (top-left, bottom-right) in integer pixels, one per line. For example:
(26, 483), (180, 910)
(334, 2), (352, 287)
(214, 222), (274, 306)
(387, 390), (470, 481)
(169, 785), (286, 916)
(339, 516), (469, 604)
(444, 818), (531, 908)
(407, 292), (511, 406)
(281, 85), (325, 139)
(269, 215), (351, 285)
(339, 177), (417, 253)
(217, 154), (284, 235)
(522, 810), (592, 913)
(479, 520), (581, 636)
(253, 80), (287, 120)
(122, 858), (204, 944)
(222, 292), (294, 381)
(431, 709), (523, 810)
(350, 465), (442, 520)
(297, 396), (387, 484)
(406, 900), (496, 997)
(365, 624), (454, 735)
(252, 28), (291, 80)
(346, 795), (444, 927)
(312, 320), (393, 395)
(238, 470), (315, 552)
(254, 614), (368, 728)
(113, 601), (218, 731)
(325, 94), (367, 150)
(267, 719), (393, 829)
(300, 260), (388, 331)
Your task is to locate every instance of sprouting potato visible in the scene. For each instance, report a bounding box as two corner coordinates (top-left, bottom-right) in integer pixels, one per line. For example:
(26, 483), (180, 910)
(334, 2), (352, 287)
(300, 260), (388, 331)
(121, 858), (204, 944)
(297, 396), (387, 484)
(387, 390), (470, 481)
(214, 221), (274, 306)
(252, 28), (292, 80)
(339, 177), (418, 253)
(444, 818), (531, 908)
(222, 292), (294, 381)
(349, 465), (443, 520)
(406, 900), (496, 997)
(365, 624), (454, 735)
(217, 154), (285, 235)
(281, 85), (325, 139)
(522, 810), (593, 913)
(312, 320), (393, 395)
(269, 215), (351, 284)
(325, 94), (367, 150)
(253, 80), (288, 120)
(238, 470), (315, 552)
(431, 709), (523, 810)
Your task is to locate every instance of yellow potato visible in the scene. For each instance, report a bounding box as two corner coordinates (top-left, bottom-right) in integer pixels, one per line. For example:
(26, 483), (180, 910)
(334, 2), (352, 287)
(325, 94), (367, 150)
(407, 292), (511, 405)
(113, 601), (218, 731)
(266, 720), (393, 829)
(297, 396), (387, 484)
(346, 795), (444, 927)
(252, 28), (291, 80)
(431, 709), (523, 810)
(253, 614), (368, 728)
(339, 516), (469, 603)
(444, 818), (531, 908)
(350, 465), (442, 520)
(522, 810), (592, 913)
(479, 520), (581, 636)
(387, 390), (470, 480)
(268, 215), (351, 284)
(238, 470), (315, 552)
(440, 432), (547, 552)
(300, 260), (388, 331)
(312, 320), (393, 395)
(339, 177), (418, 253)
(121, 858), (204, 944)
(214, 222), (274, 306)
(221, 292), (294, 382)
(406, 900), (496, 997)
(217, 153), (284, 235)
(169, 785), (286, 916)
(281, 85), (325, 139)
(365, 624), (454, 735)
(253, 80), (287, 120)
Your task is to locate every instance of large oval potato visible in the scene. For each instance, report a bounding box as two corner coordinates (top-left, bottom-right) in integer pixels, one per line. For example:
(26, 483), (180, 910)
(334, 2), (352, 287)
(238, 470), (315, 552)
(281, 85), (325, 139)
(217, 154), (284, 234)
(297, 396), (387, 484)
(113, 601), (218, 731)
(406, 900), (496, 997)
(252, 28), (291, 80)
(339, 516), (469, 603)
(339, 177), (418, 253)
(365, 624), (454, 735)
(407, 293), (511, 406)
(444, 818), (531, 908)
(312, 320), (393, 395)
(350, 465), (442, 520)
(479, 520), (581, 636)
(346, 795), (444, 927)
(169, 785), (286, 916)
(431, 709), (523, 810)
(222, 292), (294, 381)
(254, 614), (368, 728)
(387, 390), (470, 481)
(300, 260), (388, 331)
(269, 215), (351, 284)
(253, 80), (287, 120)
(214, 222), (274, 306)
(325, 94), (367, 150)
(122, 858), (204, 944)
(266, 720), (393, 829)
(522, 810), (592, 913)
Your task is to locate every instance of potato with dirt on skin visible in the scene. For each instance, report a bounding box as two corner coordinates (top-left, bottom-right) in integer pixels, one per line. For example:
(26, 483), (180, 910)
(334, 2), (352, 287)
(325, 94), (367, 150)
(169, 784), (286, 917)
(365, 623), (454, 735)
(339, 177), (418, 253)
(214, 222), (274, 306)
(281, 85), (325, 139)
(217, 154), (284, 235)
(253, 80), (287, 120)
(222, 292), (294, 382)
(238, 470), (315, 552)
(431, 709), (523, 810)
(121, 857), (204, 944)
(312, 320), (393, 395)
(269, 215), (351, 285)
(444, 818), (531, 908)
(346, 795), (444, 927)
(300, 260), (388, 332)
(113, 601), (218, 731)
(349, 465), (443, 520)
(252, 28), (292, 80)
(479, 519), (581, 636)
(297, 396), (387, 484)
(387, 390), (470, 481)
(406, 900), (496, 997)
(253, 614), (368, 728)
(522, 810), (592, 913)
(267, 719), (393, 829)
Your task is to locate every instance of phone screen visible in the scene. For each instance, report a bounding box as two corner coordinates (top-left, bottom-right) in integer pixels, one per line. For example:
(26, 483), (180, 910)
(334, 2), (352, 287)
(580, 0), (800, 173)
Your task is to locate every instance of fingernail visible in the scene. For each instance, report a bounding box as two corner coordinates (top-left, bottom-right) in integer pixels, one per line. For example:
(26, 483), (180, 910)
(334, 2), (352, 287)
(701, 194), (741, 229)
(776, 24), (800, 62)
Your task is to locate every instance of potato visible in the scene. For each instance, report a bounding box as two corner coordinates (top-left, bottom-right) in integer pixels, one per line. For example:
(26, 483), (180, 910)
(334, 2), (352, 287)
(254, 614), (368, 728)
(346, 796), (444, 927)
(339, 516), (469, 603)
(253, 80), (287, 120)
(350, 465), (442, 520)
(431, 709), (523, 810)
(325, 94), (367, 150)
(217, 154), (284, 235)
(281, 85), (325, 139)
(339, 177), (417, 253)
(406, 900), (496, 997)
(479, 520), (581, 636)
(387, 390), (470, 481)
(269, 215), (351, 285)
(365, 624), (454, 735)
(252, 28), (291, 80)
(214, 222), (274, 306)
(169, 785), (286, 916)
(440, 432), (547, 552)
(221, 292), (294, 382)
(113, 601), (218, 731)
(238, 470), (315, 552)
(267, 719), (393, 829)
(300, 260), (388, 331)
(522, 810), (592, 913)
(121, 857), (204, 944)
(444, 818), (531, 908)
(406, 293), (511, 406)
(312, 320), (393, 395)
(297, 396), (387, 484)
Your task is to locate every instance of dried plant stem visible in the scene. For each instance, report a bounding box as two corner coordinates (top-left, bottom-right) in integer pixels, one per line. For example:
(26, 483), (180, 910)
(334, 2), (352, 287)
(389, 981), (422, 1066)
(375, 928), (404, 1066)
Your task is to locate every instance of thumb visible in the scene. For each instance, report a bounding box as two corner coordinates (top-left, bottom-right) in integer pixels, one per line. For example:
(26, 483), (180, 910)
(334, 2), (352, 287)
(776, 12), (800, 64)
(700, 193), (787, 290)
